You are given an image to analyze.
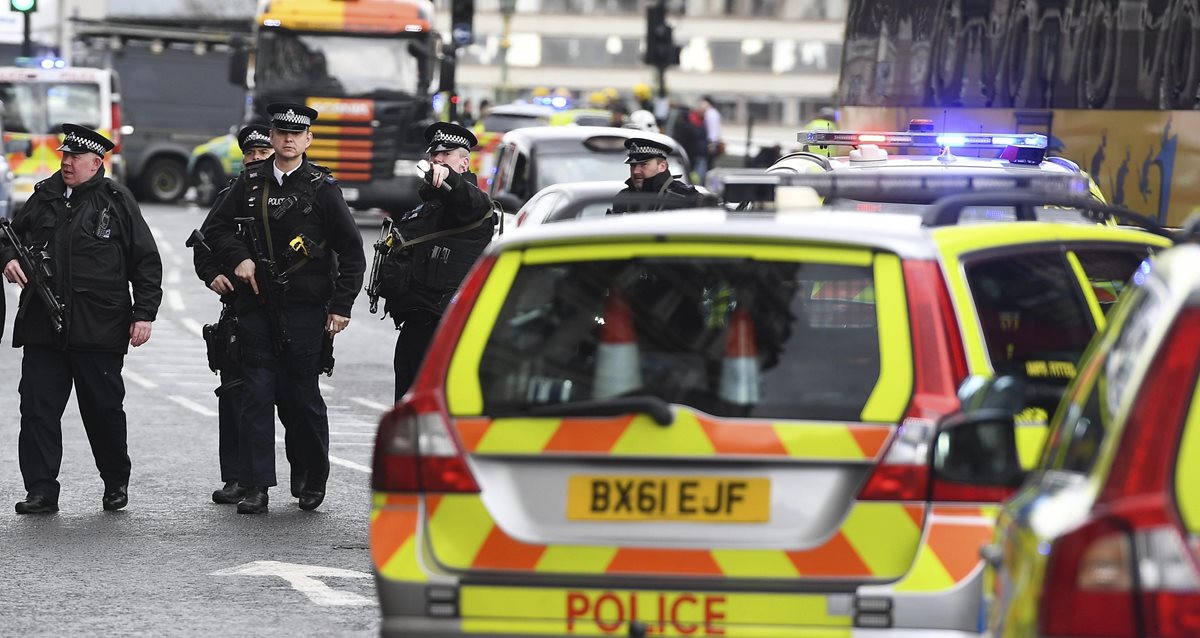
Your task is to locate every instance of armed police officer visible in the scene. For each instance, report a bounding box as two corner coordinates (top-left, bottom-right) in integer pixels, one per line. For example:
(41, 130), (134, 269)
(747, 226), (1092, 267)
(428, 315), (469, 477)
(380, 122), (493, 402)
(610, 137), (702, 215)
(2, 123), (162, 514)
(192, 124), (311, 505)
(202, 103), (365, 514)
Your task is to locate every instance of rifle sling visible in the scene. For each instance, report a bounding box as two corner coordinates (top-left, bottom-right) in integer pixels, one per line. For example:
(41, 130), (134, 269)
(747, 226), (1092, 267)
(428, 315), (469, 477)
(398, 207), (491, 250)
(261, 178), (324, 277)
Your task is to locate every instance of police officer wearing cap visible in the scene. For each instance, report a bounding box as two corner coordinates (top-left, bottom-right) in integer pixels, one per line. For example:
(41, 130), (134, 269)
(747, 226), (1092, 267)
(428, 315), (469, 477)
(1, 123), (162, 514)
(201, 103), (365, 514)
(610, 137), (702, 215)
(383, 122), (493, 402)
(192, 123), (311, 505)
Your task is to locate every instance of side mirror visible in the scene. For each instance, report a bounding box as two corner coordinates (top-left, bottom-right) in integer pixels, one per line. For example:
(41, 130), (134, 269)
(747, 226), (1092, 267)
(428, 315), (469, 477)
(931, 375), (1030, 499)
(494, 193), (523, 213)
(227, 37), (249, 88)
(8, 138), (31, 156)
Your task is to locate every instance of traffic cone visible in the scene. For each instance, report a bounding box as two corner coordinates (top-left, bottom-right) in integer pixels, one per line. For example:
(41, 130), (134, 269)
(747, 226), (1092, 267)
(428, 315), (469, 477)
(720, 309), (760, 406)
(593, 288), (642, 398)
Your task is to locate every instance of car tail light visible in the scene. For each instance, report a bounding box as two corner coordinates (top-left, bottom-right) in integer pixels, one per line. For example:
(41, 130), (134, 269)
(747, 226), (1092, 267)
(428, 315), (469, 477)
(1040, 308), (1200, 637)
(859, 261), (964, 501)
(111, 101), (123, 155)
(371, 255), (498, 493)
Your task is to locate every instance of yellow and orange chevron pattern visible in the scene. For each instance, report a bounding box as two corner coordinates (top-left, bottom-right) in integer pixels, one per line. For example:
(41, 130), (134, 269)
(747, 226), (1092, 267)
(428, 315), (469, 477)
(260, 0), (431, 33)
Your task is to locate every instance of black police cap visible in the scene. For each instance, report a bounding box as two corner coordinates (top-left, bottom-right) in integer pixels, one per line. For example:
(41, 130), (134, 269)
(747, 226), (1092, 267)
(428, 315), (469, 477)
(424, 122), (477, 154)
(57, 123), (114, 157)
(237, 124), (273, 153)
(624, 136), (670, 164)
(267, 102), (318, 132)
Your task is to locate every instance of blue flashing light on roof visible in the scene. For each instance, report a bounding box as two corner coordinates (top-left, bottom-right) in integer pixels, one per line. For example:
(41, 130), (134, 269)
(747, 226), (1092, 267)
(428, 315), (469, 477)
(802, 130), (1049, 151)
(14, 56), (66, 69)
(936, 135), (968, 147)
(550, 96), (569, 109)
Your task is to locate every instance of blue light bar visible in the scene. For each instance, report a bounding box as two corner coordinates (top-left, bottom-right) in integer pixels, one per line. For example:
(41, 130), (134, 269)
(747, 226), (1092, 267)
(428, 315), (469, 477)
(803, 130), (1048, 150)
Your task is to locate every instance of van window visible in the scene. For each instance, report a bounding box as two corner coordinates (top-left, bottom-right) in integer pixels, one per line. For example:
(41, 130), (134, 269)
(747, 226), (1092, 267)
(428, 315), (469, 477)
(477, 258), (885, 421)
(47, 84), (101, 131)
(0, 82), (101, 134)
(1071, 248), (1155, 314)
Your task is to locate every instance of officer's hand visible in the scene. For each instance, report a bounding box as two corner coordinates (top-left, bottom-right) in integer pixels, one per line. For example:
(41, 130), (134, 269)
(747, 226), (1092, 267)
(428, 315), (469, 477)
(3, 259), (26, 288)
(130, 321), (152, 347)
(429, 163), (450, 189)
(209, 274), (234, 295)
(326, 313), (350, 335)
(234, 259), (259, 295)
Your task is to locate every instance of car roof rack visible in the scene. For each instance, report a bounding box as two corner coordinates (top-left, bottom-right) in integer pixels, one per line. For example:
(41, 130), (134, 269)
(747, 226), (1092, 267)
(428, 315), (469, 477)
(925, 191), (1175, 239)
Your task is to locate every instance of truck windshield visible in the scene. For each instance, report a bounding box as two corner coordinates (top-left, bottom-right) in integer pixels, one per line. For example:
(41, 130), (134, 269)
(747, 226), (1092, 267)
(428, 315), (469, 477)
(256, 30), (422, 97)
(0, 82), (102, 134)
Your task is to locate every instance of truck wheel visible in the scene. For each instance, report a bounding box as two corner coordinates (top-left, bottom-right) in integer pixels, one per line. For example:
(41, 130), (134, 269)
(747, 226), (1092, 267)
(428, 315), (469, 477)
(192, 158), (225, 207)
(140, 156), (187, 203)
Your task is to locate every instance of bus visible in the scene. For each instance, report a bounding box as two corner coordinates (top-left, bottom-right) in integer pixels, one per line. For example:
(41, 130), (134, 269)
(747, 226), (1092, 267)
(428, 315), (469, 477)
(837, 0), (1199, 226)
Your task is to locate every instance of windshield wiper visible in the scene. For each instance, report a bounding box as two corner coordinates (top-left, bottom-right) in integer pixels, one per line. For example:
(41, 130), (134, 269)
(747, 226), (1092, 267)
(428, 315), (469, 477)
(524, 395), (673, 426)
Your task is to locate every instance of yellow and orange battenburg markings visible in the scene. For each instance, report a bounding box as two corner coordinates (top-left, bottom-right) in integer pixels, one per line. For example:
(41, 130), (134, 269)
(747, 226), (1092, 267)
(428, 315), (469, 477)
(259, 0), (431, 33)
(6, 129), (118, 189)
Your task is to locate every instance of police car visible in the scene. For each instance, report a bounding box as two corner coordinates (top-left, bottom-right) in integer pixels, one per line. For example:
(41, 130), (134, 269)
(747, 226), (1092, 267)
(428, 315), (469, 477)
(960, 237), (1200, 637)
(369, 173), (1169, 637)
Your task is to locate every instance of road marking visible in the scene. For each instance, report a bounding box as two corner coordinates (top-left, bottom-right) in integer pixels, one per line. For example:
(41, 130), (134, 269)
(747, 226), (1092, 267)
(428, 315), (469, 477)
(168, 395), (217, 417)
(166, 268), (181, 284)
(209, 561), (374, 607)
(330, 442), (375, 447)
(319, 381), (335, 393)
(123, 370), (159, 389)
(169, 254), (183, 267)
(351, 397), (392, 412)
(180, 317), (205, 338)
(166, 289), (186, 311)
(329, 432), (375, 437)
(274, 435), (371, 474)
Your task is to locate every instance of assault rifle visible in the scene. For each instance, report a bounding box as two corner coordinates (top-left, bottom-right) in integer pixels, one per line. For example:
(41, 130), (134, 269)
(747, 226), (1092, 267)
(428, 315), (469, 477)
(234, 217), (290, 353)
(187, 228), (245, 396)
(0, 218), (65, 332)
(365, 216), (400, 314)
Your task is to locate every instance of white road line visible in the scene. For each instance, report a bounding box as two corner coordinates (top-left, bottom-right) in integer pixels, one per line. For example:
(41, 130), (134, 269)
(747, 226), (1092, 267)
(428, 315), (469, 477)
(318, 382), (335, 393)
(169, 254), (183, 266)
(167, 289), (186, 311)
(166, 268), (181, 284)
(330, 442), (374, 447)
(274, 435), (371, 474)
(180, 317), (205, 338)
(329, 432), (375, 437)
(123, 370), (159, 389)
(168, 395), (218, 417)
(350, 397), (392, 412)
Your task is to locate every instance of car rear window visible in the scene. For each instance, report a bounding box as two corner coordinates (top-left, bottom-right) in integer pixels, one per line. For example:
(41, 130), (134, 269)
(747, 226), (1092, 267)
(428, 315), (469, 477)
(476, 257), (884, 421)
(965, 251), (1095, 388)
(536, 151), (691, 191)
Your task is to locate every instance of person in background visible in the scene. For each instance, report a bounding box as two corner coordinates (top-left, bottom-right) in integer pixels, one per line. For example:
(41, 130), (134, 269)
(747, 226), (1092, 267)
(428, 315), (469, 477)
(697, 95), (722, 182)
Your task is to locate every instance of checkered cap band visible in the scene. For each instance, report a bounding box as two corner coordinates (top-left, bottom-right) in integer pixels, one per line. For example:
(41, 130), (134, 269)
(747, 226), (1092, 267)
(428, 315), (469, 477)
(63, 132), (106, 155)
(627, 143), (666, 156)
(273, 109), (311, 127)
(245, 130), (270, 144)
(432, 130), (470, 148)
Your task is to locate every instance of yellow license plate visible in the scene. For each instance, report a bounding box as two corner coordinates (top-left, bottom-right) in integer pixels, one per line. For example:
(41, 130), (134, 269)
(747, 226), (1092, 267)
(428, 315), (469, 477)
(566, 475), (770, 523)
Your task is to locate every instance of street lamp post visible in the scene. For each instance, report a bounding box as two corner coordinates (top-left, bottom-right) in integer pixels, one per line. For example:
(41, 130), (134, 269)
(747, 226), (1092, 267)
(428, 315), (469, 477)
(498, 0), (516, 104)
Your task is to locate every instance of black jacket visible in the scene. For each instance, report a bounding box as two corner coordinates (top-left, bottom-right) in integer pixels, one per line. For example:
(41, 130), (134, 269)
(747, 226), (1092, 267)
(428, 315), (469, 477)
(610, 169), (702, 215)
(0, 168), (162, 352)
(386, 168), (493, 316)
(192, 180), (235, 296)
(201, 157), (365, 317)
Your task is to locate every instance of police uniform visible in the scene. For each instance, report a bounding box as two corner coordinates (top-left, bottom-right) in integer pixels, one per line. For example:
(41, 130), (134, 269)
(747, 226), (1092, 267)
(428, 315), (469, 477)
(387, 122), (494, 401)
(610, 137), (702, 214)
(2, 124), (163, 514)
(201, 103), (365, 514)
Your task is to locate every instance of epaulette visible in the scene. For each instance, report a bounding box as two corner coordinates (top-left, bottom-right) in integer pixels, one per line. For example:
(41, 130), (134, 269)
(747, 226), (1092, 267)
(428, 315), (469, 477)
(308, 163), (337, 185)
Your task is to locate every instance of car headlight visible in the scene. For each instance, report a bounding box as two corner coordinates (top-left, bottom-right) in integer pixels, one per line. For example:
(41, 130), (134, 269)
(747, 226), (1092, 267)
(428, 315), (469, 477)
(394, 159), (419, 177)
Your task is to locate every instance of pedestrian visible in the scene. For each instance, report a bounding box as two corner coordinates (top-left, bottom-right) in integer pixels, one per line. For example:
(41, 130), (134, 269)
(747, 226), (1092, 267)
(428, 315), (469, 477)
(2, 123), (162, 514)
(201, 103), (365, 514)
(379, 122), (493, 402)
(609, 137), (702, 215)
(696, 95), (723, 182)
(191, 124), (314, 505)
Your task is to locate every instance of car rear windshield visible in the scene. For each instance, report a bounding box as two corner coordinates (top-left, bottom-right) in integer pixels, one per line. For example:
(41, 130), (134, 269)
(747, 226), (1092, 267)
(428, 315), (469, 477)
(477, 257), (883, 421)
(536, 151), (691, 191)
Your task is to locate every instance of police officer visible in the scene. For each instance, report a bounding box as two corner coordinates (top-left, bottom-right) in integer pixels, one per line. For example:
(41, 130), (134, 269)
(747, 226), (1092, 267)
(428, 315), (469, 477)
(1, 123), (162, 514)
(202, 103), (365, 514)
(386, 122), (494, 402)
(192, 124), (311, 505)
(610, 137), (702, 215)
(801, 107), (838, 158)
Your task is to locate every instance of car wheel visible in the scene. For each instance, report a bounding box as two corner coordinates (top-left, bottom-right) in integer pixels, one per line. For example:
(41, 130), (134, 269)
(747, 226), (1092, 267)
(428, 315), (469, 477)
(191, 158), (226, 207)
(140, 156), (188, 203)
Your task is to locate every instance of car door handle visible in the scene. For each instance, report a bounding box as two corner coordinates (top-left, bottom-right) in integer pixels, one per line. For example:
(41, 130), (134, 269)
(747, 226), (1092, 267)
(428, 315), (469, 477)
(980, 543), (1003, 567)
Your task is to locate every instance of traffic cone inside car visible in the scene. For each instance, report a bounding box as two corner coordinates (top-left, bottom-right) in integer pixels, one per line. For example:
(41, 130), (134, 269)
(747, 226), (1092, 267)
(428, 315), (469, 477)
(720, 309), (760, 406)
(594, 288), (642, 398)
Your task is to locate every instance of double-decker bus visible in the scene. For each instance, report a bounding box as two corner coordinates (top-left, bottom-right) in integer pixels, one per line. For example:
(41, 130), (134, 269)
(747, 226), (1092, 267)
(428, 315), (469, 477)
(838, 0), (1199, 226)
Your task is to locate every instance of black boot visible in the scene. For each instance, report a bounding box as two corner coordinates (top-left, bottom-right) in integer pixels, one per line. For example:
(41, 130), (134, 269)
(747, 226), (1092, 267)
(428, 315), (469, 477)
(102, 484), (128, 511)
(290, 468), (306, 499)
(237, 487), (269, 514)
(212, 481), (246, 505)
(15, 494), (58, 514)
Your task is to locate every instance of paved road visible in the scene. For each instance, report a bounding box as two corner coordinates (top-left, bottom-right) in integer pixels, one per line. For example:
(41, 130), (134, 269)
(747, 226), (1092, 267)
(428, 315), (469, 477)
(0, 202), (396, 636)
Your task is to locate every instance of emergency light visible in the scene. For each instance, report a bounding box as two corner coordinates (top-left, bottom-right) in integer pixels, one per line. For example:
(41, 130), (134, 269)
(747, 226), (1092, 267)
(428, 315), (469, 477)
(801, 130), (1048, 150)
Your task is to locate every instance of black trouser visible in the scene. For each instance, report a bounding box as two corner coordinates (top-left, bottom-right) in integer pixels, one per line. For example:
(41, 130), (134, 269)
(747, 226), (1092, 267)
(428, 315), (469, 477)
(217, 368), (304, 484)
(236, 304), (329, 490)
(18, 345), (129, 501)
(393, 311), (440, 403)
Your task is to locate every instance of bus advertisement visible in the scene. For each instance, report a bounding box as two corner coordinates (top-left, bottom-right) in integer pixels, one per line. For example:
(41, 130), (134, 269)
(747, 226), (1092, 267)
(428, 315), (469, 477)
(838, 0), (1199, 226)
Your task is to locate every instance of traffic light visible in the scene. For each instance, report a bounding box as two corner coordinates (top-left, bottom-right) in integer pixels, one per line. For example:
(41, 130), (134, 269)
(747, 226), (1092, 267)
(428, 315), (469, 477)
(643, 3), (680, 67)
(10, 0), (36, 12)
(451, 0), (474, 47)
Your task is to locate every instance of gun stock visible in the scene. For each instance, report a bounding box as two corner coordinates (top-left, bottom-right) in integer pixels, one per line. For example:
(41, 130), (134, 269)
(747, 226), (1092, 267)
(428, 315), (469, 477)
(366, 217), (396, 314)
(234, 216), (290, 353)
(0, 218), (66, 333)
